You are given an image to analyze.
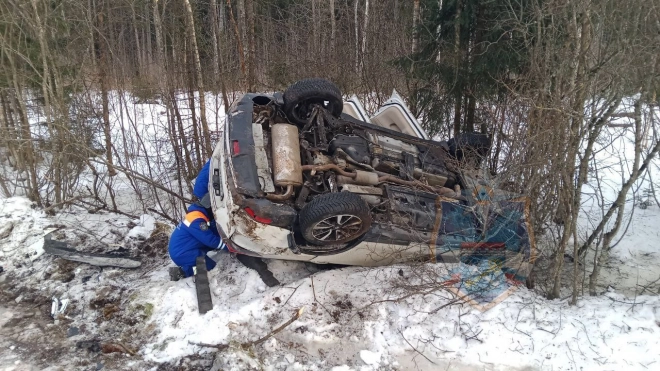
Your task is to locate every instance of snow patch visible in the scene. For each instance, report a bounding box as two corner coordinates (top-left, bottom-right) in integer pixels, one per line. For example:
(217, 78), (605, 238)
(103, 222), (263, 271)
(359, 350), (381, 365)
(126, 214), (157, 239)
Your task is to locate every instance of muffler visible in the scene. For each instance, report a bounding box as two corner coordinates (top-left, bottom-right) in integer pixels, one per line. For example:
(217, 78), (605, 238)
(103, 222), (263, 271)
(336, 170), (378, 186)
(271, 124), (303, 187)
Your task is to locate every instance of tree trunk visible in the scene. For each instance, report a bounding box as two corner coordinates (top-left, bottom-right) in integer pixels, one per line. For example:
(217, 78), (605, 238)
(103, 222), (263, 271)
(453, 92), (461, 138)
(210, 0), (221, 89)
(171, 94), (195, 179)
(589, 100), (660, 294)
(246, 0), (256, 90)
(130, 4), (143, 74)
(183, 0), (212, 156)
(227, 0), (247, 87)
(549, 4), (592, 300)
(97, 9), (117, 177)
(452, 0), (462, 137)
(30, 0), (65, 204)
(329, 0), (336, 55)
(238, 0), (247, 84)
(360, 0), (370, 76)
(152, 0), (165, 79)
(412, 0), (420, 53)
(354, 0), (360, 74)
(465, 94), (475, 132)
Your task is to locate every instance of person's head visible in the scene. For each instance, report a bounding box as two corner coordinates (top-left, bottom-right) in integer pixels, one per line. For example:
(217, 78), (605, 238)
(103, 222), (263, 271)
(198, 193), (213, 219)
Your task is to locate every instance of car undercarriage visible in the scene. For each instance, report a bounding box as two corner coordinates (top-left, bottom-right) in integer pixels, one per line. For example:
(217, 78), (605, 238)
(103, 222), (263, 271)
(219, 79), (497, 256)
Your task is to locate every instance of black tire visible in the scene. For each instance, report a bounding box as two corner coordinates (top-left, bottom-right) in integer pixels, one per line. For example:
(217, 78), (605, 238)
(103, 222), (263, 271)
(299, 192), (372, 246)
(283, 78), (343, 125)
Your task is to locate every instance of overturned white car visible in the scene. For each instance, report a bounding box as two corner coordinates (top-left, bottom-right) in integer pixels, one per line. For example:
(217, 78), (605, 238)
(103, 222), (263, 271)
(210, 79), (531, 276)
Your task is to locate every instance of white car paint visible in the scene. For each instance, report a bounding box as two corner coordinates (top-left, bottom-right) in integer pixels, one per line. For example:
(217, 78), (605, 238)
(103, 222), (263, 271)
(370, 90), (430, 140)
(210, 97), (433, 266)
(342, 94), (371, 122)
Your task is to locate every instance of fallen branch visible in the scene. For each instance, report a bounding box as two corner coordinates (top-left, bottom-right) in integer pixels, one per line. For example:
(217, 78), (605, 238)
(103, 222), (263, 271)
(147, 207), (177, 225)
(247, 307), (305, 347)
(188, 307), (305, 351)
(43, 195), (84, 214)
(101, 342), (136, 355)
(187, 341), (229, 351)
(397, 328), (436, 365)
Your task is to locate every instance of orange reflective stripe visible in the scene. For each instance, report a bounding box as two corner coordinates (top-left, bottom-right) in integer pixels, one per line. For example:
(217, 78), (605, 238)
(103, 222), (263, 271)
(183, 211), (209, 227)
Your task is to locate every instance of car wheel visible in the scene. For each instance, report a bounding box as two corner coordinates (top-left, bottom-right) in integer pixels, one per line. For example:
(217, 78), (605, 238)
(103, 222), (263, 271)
(283, 78), (343, 125)
(299, 192), (371, 246)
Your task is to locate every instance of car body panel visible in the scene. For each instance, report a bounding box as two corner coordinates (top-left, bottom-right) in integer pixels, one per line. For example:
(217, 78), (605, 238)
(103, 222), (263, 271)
(342, 94), (371, 122)
(310, 240), (429, 266)
(370, 90), (430, 140)
(227, 94), (265, 197)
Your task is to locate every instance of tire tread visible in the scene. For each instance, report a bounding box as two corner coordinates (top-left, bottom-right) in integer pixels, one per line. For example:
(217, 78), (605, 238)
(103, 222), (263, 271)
(283, 78), (343, 124)
(299, 192), (371, 246)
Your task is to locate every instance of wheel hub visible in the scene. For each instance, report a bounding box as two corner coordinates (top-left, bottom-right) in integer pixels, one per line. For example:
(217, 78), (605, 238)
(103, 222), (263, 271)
(312, 214), (363, 242)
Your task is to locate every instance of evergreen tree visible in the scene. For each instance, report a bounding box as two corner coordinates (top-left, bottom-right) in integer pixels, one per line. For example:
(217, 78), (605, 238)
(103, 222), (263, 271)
(403, 0), (535, 137)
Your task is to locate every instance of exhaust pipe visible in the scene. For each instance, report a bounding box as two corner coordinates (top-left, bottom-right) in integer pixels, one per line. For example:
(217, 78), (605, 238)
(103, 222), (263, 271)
(271, 124), (303, 187)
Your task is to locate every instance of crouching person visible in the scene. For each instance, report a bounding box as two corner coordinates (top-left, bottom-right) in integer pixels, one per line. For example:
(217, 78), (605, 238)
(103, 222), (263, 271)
(168, 198), (226, 281)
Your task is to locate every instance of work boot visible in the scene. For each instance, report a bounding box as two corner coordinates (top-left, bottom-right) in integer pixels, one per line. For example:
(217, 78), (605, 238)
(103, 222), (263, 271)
(169, 267), (185, 281)
(235, 254), (280, 287)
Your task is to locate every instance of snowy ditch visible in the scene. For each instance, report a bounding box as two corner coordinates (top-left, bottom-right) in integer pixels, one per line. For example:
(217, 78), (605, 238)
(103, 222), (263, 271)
(0, 93), (659, 370)
(1, 193), (659, 370)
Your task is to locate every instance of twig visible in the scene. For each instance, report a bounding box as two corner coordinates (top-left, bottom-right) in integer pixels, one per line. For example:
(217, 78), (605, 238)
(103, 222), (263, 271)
(574, 319), (594, 347)
(636, 275), (660, 295)
(104, 342), (137, 356)
(566, 341), (577, 370)
(188, 307), (305, 351)
(187, 341), (229, 351)
(147, 207), (177, 224)
(606, 296), (646, 305)
(172, 310), (184, 327)
(397, 327), (436, 365)
(247, 307), (305, 347)
(43, 195), (83, 213)
(310, 276), (334, 319)
(282, 282), (304, 307)
(429, 297), (463, 314)
(348, 286), (443, 322)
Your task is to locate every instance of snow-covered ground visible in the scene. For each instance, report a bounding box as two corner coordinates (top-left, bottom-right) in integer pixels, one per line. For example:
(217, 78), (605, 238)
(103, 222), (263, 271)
(1, 194), (659, 371)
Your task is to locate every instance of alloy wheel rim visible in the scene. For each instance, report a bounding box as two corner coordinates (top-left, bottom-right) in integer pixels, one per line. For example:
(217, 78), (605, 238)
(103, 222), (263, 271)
(312, 214), (363, 242)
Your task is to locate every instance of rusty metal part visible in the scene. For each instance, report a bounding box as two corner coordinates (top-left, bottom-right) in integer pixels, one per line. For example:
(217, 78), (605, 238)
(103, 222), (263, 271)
(353, 170), (379, 185)
(272, 124), (303, 186)
(377, 173), (461, 198)
(334, 148), (375, 171)
(413, 168), (448, 187)
(266, 185), (294, 201)
(336, 171), (378, 186)
(312, 151), (332, 165)
(338, 184), (383, 204)
(377, 174), (434, 192)
(301, 164), (357, 179)
(302, 162), (462, 199)
(336, 175), (356, 184)
(338, 184), (383, 196)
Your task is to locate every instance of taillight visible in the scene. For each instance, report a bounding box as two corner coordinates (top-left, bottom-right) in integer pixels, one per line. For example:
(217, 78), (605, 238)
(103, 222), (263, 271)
(244, 207), (272, 224)
(223, 240), (237, 253)
(232, 140), (240, 155)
